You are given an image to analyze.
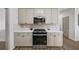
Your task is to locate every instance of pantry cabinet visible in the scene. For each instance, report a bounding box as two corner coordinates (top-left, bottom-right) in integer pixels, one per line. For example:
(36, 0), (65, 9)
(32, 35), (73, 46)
(47, 32), (63, 46)
(14, 32), (32, 46)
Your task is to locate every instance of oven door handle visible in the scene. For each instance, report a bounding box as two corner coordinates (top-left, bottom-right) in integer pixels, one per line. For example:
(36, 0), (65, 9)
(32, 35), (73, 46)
(33, 34), (47, 36)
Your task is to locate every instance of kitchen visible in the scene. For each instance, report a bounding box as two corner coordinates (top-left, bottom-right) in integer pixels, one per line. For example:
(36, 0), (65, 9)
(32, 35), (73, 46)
(13, 8), (63, 50)
(1, 8), (79, 50)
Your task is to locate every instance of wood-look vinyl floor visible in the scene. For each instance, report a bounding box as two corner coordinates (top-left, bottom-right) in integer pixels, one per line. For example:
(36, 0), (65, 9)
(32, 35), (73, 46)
(0, 41), (5, 50)
(1, 36), (79, 50)
(14, 37), (79, 50)
(63, 36), (79, 50)
(14, 46), (64, 50)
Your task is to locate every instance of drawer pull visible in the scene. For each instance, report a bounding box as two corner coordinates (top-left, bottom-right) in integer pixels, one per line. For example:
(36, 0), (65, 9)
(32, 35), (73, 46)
(22, 35), (24, 37)
(54, 35), (56, 37)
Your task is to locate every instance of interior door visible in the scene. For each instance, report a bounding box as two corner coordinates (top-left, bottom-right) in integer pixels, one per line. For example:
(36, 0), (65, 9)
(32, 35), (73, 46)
(63, 16), (69, 38)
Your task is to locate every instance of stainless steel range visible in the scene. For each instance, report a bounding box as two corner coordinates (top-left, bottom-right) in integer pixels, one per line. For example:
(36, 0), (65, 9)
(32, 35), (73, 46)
(33, 29), (47, 49)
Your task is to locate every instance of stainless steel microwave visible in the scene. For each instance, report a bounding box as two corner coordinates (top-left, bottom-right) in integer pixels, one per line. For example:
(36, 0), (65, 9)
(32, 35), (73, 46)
(34, 16), (45, 24)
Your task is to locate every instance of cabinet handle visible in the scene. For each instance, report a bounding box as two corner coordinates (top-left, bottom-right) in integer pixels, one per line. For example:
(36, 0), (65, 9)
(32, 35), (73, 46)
(54, 35), (56, 37)
(22, 35), (24, 37)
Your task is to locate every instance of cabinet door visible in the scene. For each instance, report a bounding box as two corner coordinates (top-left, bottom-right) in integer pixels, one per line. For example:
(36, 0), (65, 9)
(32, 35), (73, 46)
(34, 8), (45, 17)
(18, 8), (33, 24)
(14, 32), (32, 46)
(47, 32), (54, 46)
(18, 8), (27, 24)
(45, 9), (52, 24)
(54, 32), (63, 46)
(26, 9), (34, 24)
(51, 8), (58, 25)
(34, 8), (52, 24)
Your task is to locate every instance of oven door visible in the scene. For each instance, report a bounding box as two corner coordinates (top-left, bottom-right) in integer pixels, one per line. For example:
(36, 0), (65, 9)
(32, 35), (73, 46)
(33, 34), (47, 45)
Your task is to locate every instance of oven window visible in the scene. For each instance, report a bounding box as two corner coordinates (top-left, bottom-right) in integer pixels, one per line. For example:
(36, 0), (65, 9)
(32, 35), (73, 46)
(33, 36), (47, 45)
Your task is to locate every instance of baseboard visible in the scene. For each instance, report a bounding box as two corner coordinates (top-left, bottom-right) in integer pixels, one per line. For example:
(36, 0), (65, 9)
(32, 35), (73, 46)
(47, 46), (63, 48)
(63, 35), (75, 43)
(0, 41), (5, 50)
(13, 46), (32, 50)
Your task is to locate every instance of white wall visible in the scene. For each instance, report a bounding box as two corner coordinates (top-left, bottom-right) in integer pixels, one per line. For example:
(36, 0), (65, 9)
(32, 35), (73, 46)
(0, 8), (5, 41)
(75, 8), (79, 41)
(0, 9), (5, 31)
(9, 8), (18, 49)
(60, 9), (75, 41)
(6, 8), (18, 50)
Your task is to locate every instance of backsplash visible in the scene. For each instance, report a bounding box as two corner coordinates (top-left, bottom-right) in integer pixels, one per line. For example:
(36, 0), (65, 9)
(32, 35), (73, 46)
(13, 24), (60, 31)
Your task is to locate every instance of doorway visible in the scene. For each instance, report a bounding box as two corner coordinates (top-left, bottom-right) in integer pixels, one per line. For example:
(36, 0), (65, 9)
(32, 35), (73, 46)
(63, 16), (69, 38)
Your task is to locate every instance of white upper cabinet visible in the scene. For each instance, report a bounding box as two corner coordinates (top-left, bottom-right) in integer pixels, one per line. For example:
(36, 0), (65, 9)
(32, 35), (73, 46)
(18, 8), (33, 24)
(34, 8), (45, 17)
(44, 9), (52, 24)
(51, 8), (58, 25)
(18, 8), (58, 24)
(18, 8), (26, 24)
(25, 9), (34, 24)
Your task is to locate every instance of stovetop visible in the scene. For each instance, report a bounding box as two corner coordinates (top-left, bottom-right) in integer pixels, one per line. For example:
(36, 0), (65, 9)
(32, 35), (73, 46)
(33, 29), (47, 34)
(34, 29), (46, 31)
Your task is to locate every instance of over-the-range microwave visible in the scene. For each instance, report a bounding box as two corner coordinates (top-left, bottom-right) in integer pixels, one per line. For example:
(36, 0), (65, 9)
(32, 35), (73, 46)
(33, 16), (45, 24)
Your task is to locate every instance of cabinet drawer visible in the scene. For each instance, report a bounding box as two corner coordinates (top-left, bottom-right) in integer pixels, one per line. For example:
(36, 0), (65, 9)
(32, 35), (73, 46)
(47, 32), (56, 38)
(14, 32), (25, 38)
(14, 32), (32, 38)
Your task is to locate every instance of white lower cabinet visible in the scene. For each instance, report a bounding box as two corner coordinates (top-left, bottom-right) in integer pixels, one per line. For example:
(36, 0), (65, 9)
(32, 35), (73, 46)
(14, 31), (63, 47)
(47, 32), (54, 46)
(14, 32), (32, 46)
(54, 32), (63, 46)
(47, 32), (63, 46)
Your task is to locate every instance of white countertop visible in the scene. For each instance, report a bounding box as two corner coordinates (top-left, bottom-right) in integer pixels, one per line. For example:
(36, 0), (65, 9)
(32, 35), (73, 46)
(14, 28), (62, 33)
(14, 30), (33, 32)
(14, 28), (33, 32)
(45, 28), (62, 32)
